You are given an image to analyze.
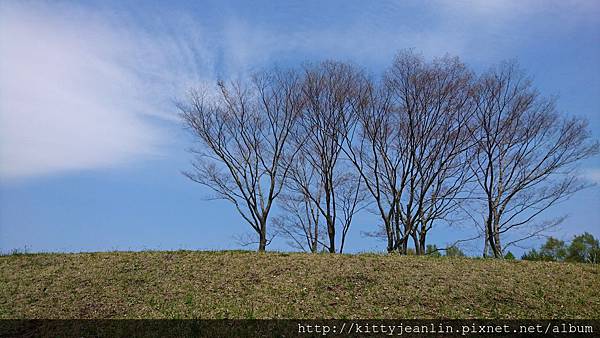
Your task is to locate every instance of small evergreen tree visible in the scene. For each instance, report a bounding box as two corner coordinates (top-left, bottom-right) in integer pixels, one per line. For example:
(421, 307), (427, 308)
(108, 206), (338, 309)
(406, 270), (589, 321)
(539, 237), (567, 261)
(566, 233), (600, 264)
(445, 245), (465, 257)
(521, 249), (542, 261)
(426, 244), (442, 257)
(522, 233), (599, 264)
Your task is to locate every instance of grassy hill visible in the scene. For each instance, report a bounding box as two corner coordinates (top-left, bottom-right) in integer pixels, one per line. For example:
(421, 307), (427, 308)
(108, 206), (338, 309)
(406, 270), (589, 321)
(1, 251), (599, 319)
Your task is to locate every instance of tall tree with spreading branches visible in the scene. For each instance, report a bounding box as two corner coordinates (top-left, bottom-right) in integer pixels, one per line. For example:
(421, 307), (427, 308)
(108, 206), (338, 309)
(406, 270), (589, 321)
(346, 51), (476, 254)
(178, 69), (304, 251)
(385, 52), (476, 254)
(468, 62), (599, 258)
(277, 61), (367, 253)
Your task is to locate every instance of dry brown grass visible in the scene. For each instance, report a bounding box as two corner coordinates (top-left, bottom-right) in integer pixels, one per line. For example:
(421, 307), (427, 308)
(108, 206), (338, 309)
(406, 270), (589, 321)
(1, 251), (598, 319)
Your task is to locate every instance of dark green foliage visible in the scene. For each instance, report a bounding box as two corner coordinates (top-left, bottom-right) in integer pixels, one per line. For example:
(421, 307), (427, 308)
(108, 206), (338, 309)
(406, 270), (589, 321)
(445, 245), (465, 257)
(521, 249), (542, 261)
(522, 233), (599, 264)
(540, 237), (567, 261)
(425, 244), (442, 257)
(504, 251), (515, 260)
(566, 232), (600, 264)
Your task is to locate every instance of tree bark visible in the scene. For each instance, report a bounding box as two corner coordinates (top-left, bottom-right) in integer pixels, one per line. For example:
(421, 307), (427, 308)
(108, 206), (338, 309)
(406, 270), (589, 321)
(418, 231), (426, 255)
(483, 225), (491, 257)
(327, 219), (336, 253)
(258, 219), (267, 252)
(381, 215), (394, 253)
(493, 223), (503, 258)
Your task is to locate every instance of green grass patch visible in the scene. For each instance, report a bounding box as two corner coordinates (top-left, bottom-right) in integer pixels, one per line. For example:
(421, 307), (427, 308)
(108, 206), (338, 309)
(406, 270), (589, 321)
(1, 251), (598, 319)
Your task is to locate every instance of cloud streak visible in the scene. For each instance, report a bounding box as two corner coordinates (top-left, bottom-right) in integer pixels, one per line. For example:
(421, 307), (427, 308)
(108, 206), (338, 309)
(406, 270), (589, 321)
(1, 0), (597, 181)
(582, 168), (600, 185)
(0, 3), (222, 180)
(0, 3), (294, 181)
(0, 3), (167, 180)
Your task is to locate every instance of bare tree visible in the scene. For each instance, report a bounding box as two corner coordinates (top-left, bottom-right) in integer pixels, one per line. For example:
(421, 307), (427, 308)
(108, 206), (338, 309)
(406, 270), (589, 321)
(273, 151), (323, 253)
(178, 69), (304, 252)
(277, 61), (366, 253)
(346, 51), (476, 254)
(178, 53), (597, 256)
(385, 52), (476, 255)
(343, 72), (401, 253)
(468, 62), (599, 258)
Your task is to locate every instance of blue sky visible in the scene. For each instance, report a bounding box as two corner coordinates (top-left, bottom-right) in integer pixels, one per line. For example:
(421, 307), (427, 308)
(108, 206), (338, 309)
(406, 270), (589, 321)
(1, 0), (599, 256)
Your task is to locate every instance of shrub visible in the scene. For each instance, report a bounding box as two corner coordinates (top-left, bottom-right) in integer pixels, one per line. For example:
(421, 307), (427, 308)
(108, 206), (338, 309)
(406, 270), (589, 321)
(445, 245), (465, 257)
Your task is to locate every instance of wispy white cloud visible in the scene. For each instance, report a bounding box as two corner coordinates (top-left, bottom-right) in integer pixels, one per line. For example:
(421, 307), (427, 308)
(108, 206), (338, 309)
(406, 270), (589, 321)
(1, 0), (597, 181)
(582, 168), (600, 185)
(0, 2), (215, 180)
(0, 2), (363, 181)
(0, 3), (158, 180)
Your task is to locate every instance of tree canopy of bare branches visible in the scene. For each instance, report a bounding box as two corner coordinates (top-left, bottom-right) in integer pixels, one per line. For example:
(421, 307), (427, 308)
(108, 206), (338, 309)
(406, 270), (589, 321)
(275, 61), (367, 253)
(178, 69), (304, 251)
(468, 62), (599, 258)
(345, 51), (476, 254)
(385, 52), (476, 254)
(179, 52), (598, 256)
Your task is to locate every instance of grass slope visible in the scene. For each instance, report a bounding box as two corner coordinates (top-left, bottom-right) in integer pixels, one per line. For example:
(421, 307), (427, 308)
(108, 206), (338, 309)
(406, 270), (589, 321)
(1, 251), (599, 319)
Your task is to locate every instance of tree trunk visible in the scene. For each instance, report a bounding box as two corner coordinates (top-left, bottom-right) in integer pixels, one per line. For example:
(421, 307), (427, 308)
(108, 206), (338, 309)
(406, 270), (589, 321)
(483, 224), (496, 257)
(339, 230), (347, 254)
(399, 236), (408, 254)
(327, 217), (335, 253)
(257, 219), (267, 252)
(311, 222), (318, 253)
(493, 224), (503, 258)
(386, 229), (394, 253)
(485, 228), (502, 258)
(384, 217), (394, 252)
(412, 232), (421, 255)
(395, 221), (406, 254)
(485, 216), (502, 258)
(418, 231), (426, 255)
(483, 225), (490, 257)
(483, 240), (493, 258)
